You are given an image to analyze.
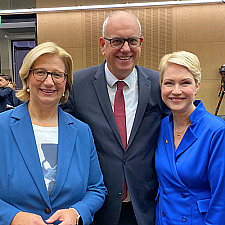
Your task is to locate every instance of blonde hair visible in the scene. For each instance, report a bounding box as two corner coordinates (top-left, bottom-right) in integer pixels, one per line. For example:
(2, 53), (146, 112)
(16, 42), (73, 104)
(159, 51), (201, 85)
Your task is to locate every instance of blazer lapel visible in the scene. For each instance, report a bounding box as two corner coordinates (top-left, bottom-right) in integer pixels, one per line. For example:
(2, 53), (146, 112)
(93, 62), (124, 149)
(163, 122), (186, 186)
(163, 119), (198, 186)
(127, 68), (151, 149)
(175, 128), (198, 159)
(10, 103), (51, 207)
(50, 108), (78, 202)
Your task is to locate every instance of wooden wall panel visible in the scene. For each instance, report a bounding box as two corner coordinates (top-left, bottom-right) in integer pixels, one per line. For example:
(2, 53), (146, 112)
(37, 0), (170, 8)
(37, 11), (83, 47)
(84, 10), (109, 68)
(133, 7), (173, 70)
(176, 4), (224, 43)
(36, 2), (225, 114)
(197, 80), (222, 114)
(37, 11), (84, 70)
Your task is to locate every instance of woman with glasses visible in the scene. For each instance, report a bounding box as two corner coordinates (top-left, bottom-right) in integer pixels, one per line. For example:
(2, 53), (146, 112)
(0, 42), (107, 225)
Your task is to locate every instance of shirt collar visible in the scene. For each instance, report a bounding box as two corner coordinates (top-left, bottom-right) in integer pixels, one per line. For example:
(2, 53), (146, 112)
(105, 62), (137, 89)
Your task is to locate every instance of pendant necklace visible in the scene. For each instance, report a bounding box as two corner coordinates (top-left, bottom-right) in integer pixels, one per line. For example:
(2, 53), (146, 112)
(176, 126), (188, 136)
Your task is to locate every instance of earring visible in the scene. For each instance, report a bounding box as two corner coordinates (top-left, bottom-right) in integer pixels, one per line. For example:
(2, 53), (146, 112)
(27, 88), (30, 93)
(62, 93), (65, 97)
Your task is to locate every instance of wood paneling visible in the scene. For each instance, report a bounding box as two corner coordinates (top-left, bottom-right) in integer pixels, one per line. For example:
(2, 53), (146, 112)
(36, 2), (225, 114)
(36, 0), (173, 8)
(37, 11), (83, 47)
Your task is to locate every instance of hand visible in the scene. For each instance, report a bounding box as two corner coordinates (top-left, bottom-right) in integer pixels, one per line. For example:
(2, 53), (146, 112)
(46, 208), (79, 225)
(8, 82), (14, 90)
(11, 211), (48, 225)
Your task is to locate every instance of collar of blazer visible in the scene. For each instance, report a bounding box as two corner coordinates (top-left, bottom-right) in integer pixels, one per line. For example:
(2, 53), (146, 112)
(10, 102), (78, 205)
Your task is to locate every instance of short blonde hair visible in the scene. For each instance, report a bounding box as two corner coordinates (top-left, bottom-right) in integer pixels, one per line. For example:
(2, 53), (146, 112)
(159, 51), (201, 85)
(16, 42), (73, 104)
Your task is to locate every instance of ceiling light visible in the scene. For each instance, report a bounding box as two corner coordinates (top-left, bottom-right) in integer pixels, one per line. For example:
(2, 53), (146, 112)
(0, 0), (222, 15)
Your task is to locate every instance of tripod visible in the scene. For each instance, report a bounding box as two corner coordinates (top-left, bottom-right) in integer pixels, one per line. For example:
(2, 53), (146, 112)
(215, 74), (225, 115)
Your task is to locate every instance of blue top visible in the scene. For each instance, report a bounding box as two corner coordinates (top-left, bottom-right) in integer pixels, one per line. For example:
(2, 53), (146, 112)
(155, 100), (225, 225)
(0, 102), (107, 225)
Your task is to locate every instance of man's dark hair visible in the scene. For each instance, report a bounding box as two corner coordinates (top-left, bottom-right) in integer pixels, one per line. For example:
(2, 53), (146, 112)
(0, 74), (12, 82)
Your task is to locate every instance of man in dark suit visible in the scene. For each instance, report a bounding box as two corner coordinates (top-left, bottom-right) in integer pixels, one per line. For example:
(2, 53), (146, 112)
(61, 11), (169, 225)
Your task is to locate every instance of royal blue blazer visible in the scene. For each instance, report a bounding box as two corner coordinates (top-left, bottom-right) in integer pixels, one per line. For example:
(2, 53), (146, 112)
(0, 102), (107, 225)
(155, 100), (225, 224)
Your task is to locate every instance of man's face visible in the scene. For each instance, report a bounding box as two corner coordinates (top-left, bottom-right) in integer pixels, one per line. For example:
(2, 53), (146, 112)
(0, 77), (9, 88)
(100, 12), (143, 80)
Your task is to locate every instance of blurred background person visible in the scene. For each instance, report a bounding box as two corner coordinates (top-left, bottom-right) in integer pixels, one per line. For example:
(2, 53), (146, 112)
(0, 42), (107, 225)
(0, 73), (22, 112)
(155, 50), (225, 224)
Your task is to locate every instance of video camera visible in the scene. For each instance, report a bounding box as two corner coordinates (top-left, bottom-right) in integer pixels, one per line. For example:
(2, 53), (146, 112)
(219, 65), (225, 82)
(215, 65), (225, 115)
(219, 64), (225, 75)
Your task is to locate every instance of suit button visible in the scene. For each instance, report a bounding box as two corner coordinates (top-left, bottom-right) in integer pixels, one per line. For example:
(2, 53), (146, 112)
(163, 189), (166, 194)
(123, 160), (128, 165)
(118, 191), (122, 195)
(162, 212), (166, 217)
(44, 207), (51, 214)
(181, 193), (187, 198)
(182, 216), (187, 222)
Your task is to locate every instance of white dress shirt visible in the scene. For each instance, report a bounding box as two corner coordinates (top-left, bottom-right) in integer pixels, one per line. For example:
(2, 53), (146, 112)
(105, 62), (138, 143)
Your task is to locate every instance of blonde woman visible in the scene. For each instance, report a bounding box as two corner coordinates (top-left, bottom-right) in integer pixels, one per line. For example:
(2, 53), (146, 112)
(0, 42), (107, 225)
(155, 51), (225, 224)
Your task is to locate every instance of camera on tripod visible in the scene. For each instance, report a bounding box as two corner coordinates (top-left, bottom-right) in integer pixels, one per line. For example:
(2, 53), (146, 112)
(215, 64), (225, 115)
(219, 65), (225, 82)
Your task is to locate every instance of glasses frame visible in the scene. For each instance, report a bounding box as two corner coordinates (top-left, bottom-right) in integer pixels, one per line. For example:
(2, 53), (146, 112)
(30, 68), (68, 84)
(103, 37), (143, 49)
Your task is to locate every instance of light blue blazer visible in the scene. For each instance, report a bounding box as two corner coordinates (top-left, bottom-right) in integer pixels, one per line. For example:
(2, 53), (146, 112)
(155, 100), (225, 225)
(0, 102), (107, 225)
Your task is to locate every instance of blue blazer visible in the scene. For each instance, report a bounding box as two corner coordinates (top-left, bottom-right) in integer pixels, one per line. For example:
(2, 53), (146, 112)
(0, 102), (107, 225)
(61, 61), (169, 225)
(155, 100), (225, 225)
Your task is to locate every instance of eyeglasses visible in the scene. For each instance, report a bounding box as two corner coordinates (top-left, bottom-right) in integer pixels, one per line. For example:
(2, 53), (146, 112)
(30, 69), (67, 84)
(104, 37), (143, 49)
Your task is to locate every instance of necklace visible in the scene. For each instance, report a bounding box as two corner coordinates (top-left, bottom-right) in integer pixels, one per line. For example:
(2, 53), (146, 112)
(174, 125), (189, 137)
(174, 125), (189, 136)
(177, 130), (185, 136)
(173, 118), (190, 137)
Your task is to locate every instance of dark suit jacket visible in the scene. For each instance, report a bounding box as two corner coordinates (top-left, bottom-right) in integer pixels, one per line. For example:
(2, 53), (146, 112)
(0, 87), (22, 113)
(61, 61), (169, 225)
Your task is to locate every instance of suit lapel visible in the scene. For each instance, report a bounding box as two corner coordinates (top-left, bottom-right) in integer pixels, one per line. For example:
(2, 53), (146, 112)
(127, 68), (151, 149)
(163, 119), (198, 186)
(50, 108), (78, 202)
(10, 103), (51, 207)
(175, 128), (198, 159)
(93, 63), (124, 149)
(163, 122), (186, 186)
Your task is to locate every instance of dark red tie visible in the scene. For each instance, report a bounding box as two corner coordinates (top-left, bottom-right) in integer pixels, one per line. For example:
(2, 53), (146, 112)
(114, 81), (127, 200)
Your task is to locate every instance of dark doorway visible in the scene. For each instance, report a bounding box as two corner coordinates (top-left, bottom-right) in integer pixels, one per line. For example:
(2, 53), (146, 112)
(12, 40), (35, 90)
